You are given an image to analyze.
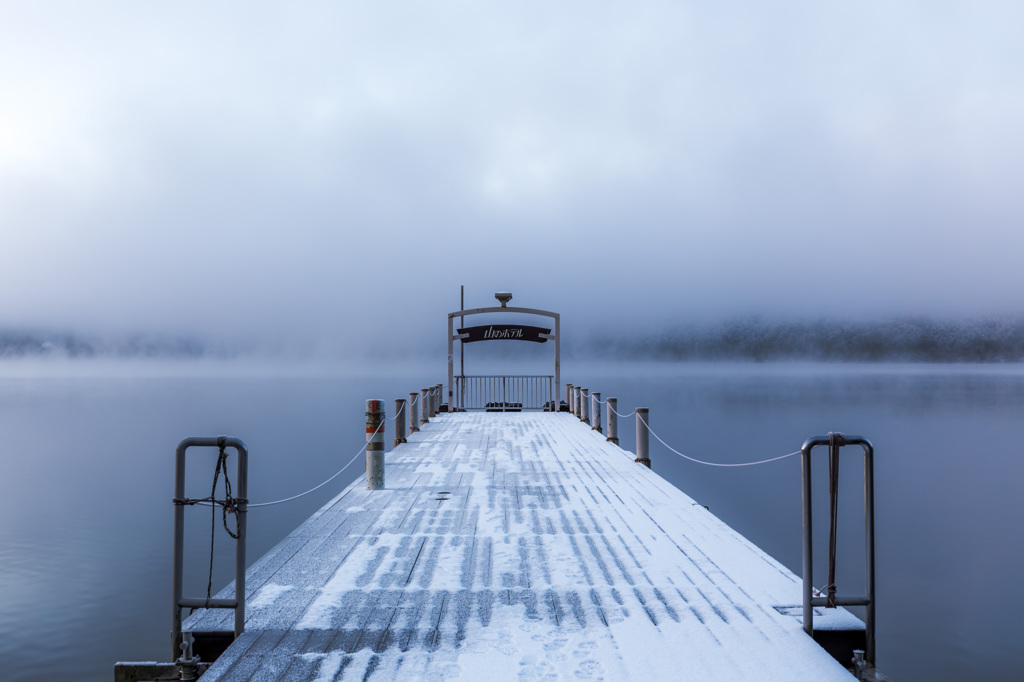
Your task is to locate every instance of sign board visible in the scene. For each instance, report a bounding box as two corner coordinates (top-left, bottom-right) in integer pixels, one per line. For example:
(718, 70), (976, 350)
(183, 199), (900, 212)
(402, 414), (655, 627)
(458, 325), (551, 343)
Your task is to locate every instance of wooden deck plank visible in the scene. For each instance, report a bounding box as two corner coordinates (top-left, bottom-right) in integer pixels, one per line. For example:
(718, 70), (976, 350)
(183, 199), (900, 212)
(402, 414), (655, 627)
(185, 413), (858, 681)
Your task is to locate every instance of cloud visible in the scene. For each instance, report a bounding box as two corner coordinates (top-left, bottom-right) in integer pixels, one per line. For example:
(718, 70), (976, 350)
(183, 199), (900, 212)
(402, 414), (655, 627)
(1, 0), (1022, 353)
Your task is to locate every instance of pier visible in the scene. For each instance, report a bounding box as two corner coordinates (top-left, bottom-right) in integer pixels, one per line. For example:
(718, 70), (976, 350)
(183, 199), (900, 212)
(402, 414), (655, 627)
(116, 294), (882, 681)
(171, 411), (865, 680)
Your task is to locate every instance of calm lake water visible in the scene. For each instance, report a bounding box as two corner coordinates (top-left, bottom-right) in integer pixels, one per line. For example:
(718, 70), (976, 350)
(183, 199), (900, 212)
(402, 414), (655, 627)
(1, 359), (1022, 681)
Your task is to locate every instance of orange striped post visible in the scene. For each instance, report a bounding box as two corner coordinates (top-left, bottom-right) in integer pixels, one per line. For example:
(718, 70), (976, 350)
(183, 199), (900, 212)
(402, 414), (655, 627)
(366, 399), (385, 489)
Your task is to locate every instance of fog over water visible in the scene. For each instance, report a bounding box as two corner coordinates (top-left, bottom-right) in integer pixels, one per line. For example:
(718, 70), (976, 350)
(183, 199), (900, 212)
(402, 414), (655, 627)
(2, 6), (1023, 677)
(2, 1), (1024, 354)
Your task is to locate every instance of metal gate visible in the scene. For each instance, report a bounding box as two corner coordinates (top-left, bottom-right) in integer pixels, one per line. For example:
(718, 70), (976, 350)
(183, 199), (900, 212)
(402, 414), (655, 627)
(454, 375), (554, 411)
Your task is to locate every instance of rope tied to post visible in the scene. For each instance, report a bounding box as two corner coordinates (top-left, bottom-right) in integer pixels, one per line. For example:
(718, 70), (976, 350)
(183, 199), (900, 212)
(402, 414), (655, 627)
(825, 431), (845, 608)
(197, 437), (244, 605)
(636, 412), (802, 467)
(171, 439), (248, 521)
(609, 405), (637, 419)
(246, 420), (385, 508)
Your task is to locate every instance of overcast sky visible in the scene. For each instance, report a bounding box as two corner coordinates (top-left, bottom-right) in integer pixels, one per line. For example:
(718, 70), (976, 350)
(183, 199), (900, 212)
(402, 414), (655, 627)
(2, 1), (1022, 354)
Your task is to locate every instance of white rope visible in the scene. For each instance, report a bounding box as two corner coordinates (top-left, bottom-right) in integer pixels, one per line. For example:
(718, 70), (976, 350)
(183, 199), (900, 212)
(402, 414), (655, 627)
(637, 414), (800, 468)
(247, 421), (384, 508)
(610, 405), (636, 418)
(385, 401), (404, 422)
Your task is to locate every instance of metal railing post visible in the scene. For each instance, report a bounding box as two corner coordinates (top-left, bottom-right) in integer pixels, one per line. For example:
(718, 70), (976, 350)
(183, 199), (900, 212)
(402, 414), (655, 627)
(801, 434), (877, 666)
(409, 392), (420, 433)
(606, 398), (618, 444)
(394, 399), (407, 447)
(635, 408), (651, 468)
(171, 437), (248, 661)
(366, 400), (385, 490)
(591, 392), (601, 432)
(420, 388), (429, 424)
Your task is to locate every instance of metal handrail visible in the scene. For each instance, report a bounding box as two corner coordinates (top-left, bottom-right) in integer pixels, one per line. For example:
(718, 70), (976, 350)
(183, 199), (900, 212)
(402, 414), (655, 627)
(172, 437), (248, 660)
(454, 375), (554, 411)
(801, 434), (876, 666)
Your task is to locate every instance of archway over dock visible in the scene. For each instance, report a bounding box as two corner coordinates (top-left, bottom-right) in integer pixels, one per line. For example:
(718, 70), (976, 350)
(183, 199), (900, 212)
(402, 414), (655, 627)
(447, 293), (560, 411)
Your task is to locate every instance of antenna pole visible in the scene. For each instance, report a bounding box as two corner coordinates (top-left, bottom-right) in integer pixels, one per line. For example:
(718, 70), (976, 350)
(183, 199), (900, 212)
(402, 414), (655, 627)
(460, 285), (465, 379)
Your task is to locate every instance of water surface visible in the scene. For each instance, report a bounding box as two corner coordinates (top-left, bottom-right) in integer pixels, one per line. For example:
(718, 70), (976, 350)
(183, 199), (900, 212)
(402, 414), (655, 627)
(1, 360), (1021, 681)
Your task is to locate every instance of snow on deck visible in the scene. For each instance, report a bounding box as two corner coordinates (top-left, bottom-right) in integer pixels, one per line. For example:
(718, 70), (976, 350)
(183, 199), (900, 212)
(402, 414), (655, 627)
(185, 412), (856, 681)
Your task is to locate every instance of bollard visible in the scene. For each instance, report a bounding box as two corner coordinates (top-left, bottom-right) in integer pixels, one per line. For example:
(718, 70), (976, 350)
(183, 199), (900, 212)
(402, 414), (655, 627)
(635, 407), (651, 468)
(591, 392), (601, 432)
(366, 399), (385, 489)
(409, 392), (420, 434)
(606, 398), (618, 444)
(566, 384), (574, 412)
(436, 384), (443, 414)
(580, 388), (589, 423)
(420, 388), (430, 424)
(394, 398), (407, 447)
(574, 386), (582, 418)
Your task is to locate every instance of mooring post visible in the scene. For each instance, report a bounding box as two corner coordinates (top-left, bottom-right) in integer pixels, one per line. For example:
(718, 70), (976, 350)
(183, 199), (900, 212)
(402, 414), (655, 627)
(566, 383), (573, 412)
(366, 400), (385, 489)
(394, 398), (407, 447)
(591, 392), (602, 432)
(436, 384), (443, 413)
(420, 388), (430, 424)
(606, 398), (619, 444)
(580, 388), (589, 423)
(574, 386), (582, 418)
(635, 408), (651, 468)
(409, 392), (420, 434)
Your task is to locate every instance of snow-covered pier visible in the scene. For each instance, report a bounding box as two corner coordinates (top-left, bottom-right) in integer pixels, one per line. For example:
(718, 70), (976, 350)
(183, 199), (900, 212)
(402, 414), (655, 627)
(182, 411), (862, 681)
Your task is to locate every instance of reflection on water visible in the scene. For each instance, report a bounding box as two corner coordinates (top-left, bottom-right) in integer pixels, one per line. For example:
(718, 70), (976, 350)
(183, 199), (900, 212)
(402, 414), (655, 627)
(1, 361), (1022, 681)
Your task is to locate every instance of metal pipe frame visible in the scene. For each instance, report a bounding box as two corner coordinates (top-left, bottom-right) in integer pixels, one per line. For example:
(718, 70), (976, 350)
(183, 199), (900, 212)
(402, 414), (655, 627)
(800, 435), (876, 666)
(172, 437), (248, 661)
(448, 305), (561, 413)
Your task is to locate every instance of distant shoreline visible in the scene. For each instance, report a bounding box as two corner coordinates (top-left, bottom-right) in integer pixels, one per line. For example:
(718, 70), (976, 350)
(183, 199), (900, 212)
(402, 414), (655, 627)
(4, 316), (1024, 363)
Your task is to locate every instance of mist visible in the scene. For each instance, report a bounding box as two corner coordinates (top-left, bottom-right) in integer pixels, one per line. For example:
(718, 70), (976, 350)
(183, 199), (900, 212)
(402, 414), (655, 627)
(2, 1), (1023, 358)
